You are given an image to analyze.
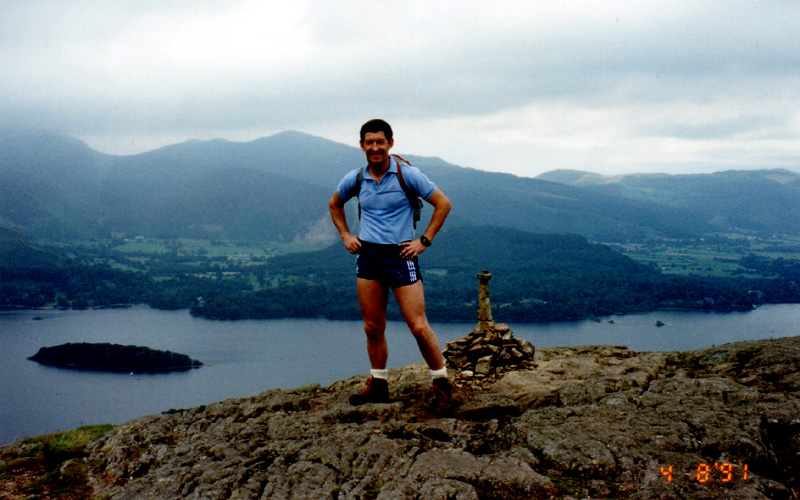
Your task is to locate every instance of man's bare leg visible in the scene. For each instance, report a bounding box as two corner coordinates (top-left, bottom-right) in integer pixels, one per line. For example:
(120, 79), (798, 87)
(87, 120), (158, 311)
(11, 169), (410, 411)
(395, 280), (453, 415)
(350, 278), (392, 405)
(357, 278), (390, 370)
(393, 280), (445, 371)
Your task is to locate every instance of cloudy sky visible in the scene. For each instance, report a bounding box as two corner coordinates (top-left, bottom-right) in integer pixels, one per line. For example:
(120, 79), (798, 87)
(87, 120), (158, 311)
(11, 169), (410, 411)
(2, 0), (798, 178)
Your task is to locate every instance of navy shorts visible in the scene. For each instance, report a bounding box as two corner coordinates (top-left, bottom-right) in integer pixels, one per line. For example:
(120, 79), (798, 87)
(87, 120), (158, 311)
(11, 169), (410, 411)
(356, 240), (422, 288)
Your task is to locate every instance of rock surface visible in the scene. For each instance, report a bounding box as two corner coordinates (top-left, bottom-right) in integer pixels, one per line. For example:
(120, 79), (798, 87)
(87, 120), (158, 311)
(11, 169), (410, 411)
(44, 336), (800, 498)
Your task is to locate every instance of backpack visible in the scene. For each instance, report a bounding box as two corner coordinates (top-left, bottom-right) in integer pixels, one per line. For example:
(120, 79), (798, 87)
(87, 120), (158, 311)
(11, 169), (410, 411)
(355, 154), (423, 228)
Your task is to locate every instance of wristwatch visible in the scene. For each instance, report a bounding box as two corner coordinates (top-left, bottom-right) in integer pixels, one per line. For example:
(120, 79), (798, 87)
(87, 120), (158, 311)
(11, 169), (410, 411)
(420, 235), (432, 247)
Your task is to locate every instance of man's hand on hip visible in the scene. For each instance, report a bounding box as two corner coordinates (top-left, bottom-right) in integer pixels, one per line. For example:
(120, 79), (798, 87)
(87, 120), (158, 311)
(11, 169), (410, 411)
(399, 239), (427, 259)
(341, 233), (361, 254)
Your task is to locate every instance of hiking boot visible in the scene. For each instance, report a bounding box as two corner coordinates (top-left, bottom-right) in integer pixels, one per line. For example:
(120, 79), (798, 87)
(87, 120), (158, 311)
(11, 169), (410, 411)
(431, 377), (454, 417)
(349, 377), (390, 405)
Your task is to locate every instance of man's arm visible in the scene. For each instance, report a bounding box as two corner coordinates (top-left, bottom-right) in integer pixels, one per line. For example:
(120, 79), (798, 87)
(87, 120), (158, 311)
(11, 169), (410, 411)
(399, 188), (452, 259)
(328, 191), (361, 254)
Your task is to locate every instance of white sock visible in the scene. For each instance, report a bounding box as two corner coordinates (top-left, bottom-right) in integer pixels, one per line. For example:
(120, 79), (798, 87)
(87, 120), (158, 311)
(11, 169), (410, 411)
(370, 369), (389, 380)
(430, 367), (448, 380)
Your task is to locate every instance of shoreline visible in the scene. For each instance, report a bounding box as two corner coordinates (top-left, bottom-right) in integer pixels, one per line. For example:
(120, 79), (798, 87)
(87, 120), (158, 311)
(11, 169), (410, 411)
(0, 300), (782, 323)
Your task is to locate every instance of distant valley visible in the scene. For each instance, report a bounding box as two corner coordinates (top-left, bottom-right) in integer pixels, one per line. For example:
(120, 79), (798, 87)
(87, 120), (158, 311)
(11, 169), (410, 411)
(2, 128), (800, 321)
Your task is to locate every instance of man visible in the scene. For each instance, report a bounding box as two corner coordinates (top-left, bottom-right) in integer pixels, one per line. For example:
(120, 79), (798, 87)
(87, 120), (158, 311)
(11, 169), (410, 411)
(328, 119), (454, 415)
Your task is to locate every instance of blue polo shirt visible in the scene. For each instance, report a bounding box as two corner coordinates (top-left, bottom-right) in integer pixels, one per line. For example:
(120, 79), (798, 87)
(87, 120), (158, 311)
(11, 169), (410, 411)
(337, 156), (437, 244)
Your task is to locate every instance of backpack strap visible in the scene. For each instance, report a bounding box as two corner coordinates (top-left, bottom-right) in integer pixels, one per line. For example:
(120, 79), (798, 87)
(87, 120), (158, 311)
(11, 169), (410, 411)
(355, 155), (423, 228)
(391, 155), (423, 228)
(355, 166), (365, 221)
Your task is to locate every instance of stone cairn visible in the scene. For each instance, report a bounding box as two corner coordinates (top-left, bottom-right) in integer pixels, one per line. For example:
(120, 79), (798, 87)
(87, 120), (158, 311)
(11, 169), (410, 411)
(443, 270), (536, 387)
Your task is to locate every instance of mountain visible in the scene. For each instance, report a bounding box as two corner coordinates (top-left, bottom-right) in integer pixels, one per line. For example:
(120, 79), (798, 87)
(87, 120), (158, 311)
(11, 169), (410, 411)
(106, 131), (705, 241)
(538, 168), (800, 236)
(99, 164), (332, 242)
(1, 128), (797, 243)
(0, 129), (105, 238)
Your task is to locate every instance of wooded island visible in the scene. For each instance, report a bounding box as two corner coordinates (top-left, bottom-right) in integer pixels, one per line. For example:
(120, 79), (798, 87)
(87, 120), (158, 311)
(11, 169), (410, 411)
(28, 343), (202, 373)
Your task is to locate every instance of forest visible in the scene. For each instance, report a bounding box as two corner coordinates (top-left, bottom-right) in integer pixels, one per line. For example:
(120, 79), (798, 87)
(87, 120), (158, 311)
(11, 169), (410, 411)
(3, 226), (800, 323)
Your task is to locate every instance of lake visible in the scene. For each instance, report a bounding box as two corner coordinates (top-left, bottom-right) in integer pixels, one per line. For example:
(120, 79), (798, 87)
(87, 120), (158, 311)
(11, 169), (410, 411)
(1, 304), (799, 445)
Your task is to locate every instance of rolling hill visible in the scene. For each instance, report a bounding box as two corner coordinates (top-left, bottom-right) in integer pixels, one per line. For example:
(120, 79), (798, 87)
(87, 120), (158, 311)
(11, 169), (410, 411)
(2, 128), (798, 244)
(0, 227), (65, 271)
(537, 168), (800, 236)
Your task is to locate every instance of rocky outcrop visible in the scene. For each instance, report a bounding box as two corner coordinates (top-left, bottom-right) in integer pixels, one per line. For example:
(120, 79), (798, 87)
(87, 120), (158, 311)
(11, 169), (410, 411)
(78, 336), (800, 499)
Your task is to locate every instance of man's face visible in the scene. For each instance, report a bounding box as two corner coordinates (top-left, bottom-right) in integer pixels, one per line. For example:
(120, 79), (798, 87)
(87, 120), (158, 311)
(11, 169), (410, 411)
(360, 131), (393, 167)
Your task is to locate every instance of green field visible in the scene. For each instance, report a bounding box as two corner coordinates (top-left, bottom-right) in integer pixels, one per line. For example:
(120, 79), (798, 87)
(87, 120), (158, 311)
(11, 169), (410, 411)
(621, 234), (800, 278)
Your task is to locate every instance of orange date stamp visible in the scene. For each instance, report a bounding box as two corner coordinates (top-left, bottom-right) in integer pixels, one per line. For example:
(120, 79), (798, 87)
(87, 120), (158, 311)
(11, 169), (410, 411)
(659, 463), (749, 483)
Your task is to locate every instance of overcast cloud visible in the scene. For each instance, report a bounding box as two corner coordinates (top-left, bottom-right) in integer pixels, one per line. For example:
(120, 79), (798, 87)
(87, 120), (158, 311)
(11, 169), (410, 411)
(2, 0), (798, 177)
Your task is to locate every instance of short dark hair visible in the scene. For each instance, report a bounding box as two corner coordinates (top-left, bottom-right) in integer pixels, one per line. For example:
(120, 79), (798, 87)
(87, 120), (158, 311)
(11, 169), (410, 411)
(360, 119), (393, 143)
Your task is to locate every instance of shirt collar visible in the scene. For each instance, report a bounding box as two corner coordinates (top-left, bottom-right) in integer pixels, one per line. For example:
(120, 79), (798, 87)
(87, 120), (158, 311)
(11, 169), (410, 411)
(365, 156), (398, 178)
